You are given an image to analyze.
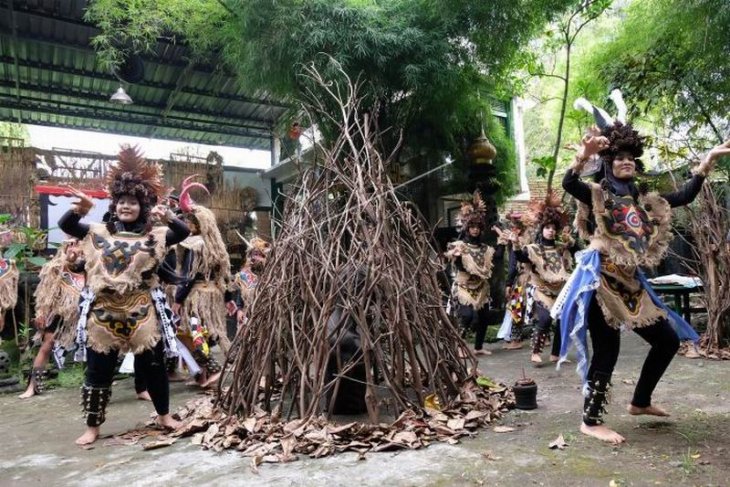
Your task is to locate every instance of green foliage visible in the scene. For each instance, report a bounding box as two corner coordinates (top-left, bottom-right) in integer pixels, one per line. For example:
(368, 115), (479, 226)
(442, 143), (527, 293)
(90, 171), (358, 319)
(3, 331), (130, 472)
(0, 122), (29, 144)
(572, 0), (730, 171)
(54, 363), (86, 389)
(517, 0), (611, 188)
(86, 0), (579, 204)
(1, 225), (48, 271)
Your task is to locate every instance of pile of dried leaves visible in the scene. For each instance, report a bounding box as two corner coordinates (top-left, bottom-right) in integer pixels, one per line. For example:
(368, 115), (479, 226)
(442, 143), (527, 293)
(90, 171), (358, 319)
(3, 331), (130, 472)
(678, 339), (730, 360)
(134, 380), (514, 466)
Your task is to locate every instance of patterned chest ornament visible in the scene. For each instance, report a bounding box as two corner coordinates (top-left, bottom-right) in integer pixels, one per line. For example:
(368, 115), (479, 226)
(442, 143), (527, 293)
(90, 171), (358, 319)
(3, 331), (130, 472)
(0, 258), (9, 278)
(93, 233), (156, 276)
(239, 268), (259, 290)
(537, 246), (563, 274)
(602, 195), (654, 255)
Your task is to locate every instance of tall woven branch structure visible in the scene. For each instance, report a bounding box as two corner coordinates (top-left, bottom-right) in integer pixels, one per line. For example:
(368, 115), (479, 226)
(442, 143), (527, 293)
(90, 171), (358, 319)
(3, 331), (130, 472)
(219, 64), (478, 423)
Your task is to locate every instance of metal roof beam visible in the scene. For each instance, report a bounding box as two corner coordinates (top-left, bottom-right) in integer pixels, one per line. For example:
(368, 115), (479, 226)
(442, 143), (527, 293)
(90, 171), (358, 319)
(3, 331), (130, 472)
(6, 117), (269, 150)
(0, 92), (272, 137)
(0, 77), (273, 132)
(0, 48), (287, 117)
(0, 96), (269, 140)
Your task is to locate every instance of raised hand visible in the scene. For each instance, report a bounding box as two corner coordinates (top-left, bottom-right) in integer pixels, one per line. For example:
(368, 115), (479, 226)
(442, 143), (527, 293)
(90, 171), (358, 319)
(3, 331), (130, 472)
(150, 204), (174, 223)
(492, 225), (517, 244)
(66, 186), (94, 216)
(577, 127), (610, 160)
(708, 139), (730, 162)
(697, 139), (730, 176)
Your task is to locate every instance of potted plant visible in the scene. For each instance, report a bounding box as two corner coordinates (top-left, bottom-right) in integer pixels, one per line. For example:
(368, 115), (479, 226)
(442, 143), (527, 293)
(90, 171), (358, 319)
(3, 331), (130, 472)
(513, 368), (538, 410)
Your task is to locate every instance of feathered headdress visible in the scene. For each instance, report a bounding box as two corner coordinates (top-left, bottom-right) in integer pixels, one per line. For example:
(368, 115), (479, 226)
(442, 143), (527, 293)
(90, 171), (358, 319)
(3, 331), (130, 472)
(459, 191), (487, 230)
(235, 231), (272, 259)
(573, 89), (646, 175)
(522, 191), (569, 230)
(105, 145), (165, 210)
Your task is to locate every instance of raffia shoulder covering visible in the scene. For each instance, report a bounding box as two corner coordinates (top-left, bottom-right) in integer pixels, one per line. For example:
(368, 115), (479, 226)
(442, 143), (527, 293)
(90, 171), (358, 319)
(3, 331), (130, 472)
(34, 252), (83, 334)
(81, 223), (167, 294)
(580, 182), (672, 268)
(0, 258), (19, 312)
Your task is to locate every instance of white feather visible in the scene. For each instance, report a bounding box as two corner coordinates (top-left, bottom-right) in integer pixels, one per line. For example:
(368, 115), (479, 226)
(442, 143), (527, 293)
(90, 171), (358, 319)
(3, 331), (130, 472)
(573, 97), (594, 114)
(595, 106), (614, 126)
(609, 89), (627, 123)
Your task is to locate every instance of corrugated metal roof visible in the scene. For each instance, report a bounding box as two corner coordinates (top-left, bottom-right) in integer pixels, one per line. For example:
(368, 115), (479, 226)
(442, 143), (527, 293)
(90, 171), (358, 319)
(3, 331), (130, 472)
(0, 0), (288, 150)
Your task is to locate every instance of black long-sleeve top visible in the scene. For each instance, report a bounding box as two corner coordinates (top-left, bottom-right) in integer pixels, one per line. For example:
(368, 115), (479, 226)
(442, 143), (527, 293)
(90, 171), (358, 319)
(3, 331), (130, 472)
(562, 169), (705, 209)
(58, 210), (190, 246)
(505, 248), (519, 288)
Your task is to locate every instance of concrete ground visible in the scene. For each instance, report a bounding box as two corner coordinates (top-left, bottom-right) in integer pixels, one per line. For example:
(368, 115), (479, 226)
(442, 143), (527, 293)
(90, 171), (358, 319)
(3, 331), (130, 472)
(2, 333), (728, 487)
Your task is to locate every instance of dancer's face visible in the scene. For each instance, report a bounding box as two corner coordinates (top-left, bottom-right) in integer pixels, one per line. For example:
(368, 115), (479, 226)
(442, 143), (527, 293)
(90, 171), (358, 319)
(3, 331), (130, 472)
(542, 224), (556, 240)
(468, 225), (481, 238)
(612, 152), (636, 179)
(116, 195), (141, 223)
(249, 250), (267, 274)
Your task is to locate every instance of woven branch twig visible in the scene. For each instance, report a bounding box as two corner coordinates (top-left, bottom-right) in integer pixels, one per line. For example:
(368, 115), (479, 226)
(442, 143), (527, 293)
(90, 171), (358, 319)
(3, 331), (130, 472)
(219, 61), (479, 423)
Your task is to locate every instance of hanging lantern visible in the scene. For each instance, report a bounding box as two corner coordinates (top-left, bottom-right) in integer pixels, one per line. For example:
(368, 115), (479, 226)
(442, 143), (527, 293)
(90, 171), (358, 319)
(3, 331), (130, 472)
(467, 128), (497, 164)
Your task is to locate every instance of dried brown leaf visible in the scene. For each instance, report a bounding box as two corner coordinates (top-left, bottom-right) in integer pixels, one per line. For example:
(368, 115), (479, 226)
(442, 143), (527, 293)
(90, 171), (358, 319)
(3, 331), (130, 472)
(548, 434), (568, 450)
(142, 438), (177, 450)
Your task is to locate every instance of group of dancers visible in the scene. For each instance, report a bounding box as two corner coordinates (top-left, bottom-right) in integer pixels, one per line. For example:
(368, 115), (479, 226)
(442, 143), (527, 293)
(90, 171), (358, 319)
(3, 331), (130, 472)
(7, 90), (730, 448)
(15, 146), (269, 446)
(446, 91), (729, 444)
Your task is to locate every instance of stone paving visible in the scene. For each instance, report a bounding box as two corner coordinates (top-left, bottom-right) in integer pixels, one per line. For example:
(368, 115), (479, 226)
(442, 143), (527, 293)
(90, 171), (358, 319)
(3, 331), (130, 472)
(2, 333), (728, 486)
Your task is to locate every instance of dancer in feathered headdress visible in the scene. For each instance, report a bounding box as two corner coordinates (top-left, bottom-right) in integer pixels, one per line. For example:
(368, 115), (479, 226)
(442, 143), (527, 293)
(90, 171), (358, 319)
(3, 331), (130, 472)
(173, 176), (236, 388)
(19, 239), (86, 399)
(496, 193), (575, 364)
(494, 210), (531, 351)
(60, 144), (191, 445)
(444, 191), (495, 355)
(555, 90), (730, 445)
(233, 234), (272, 326)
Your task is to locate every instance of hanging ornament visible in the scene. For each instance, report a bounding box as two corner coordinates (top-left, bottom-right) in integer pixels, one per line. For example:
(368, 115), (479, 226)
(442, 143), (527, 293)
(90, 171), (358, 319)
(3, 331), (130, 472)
(288, 122), (303, 140)
(468, 127), (497, 164)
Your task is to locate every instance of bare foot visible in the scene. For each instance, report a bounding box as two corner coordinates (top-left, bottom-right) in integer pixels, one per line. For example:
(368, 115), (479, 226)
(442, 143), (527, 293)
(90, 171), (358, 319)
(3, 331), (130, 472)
(474, 349), (491, 356)
(549, 355), (560, 363)
(18, 383), (36, 399)
(202, 371), (221, 389)
(156, 414), (181, 430)
(531, 353), (543, 364)
(136, 390), (152, 401)
(580, 422), (625, 444)
(684, 347), (700, 359)
(75, 426), (100, 446)
(503, 341), (523, 350)
(627, 404), (670, 417)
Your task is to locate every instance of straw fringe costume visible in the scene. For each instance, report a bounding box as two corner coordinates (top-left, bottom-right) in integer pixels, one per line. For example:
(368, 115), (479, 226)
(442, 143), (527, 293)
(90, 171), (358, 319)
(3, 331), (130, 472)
(553, 91), (702, 428)
(59, 146), (189, 429)
(444, 192), (495, 351)
(34, 245), (85, 349)
(24, 242), (86, 395)
(497, 223), (532, 344)
(175, 192), (232, 377)
(513, 196), (574, 358)
(234, 237), (271, 321)
(0, 257), (18, 323)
